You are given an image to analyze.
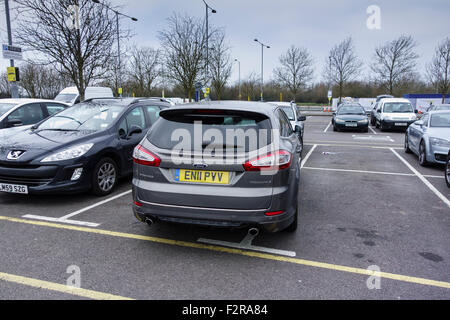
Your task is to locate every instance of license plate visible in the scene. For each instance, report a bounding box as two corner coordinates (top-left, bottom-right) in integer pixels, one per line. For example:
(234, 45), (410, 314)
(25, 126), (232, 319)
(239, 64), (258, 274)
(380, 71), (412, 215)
(345, 123), (357, 127)
(174, 169), (229, 184)
(395, 123), (407, 126)
(0, 183), (28, 194)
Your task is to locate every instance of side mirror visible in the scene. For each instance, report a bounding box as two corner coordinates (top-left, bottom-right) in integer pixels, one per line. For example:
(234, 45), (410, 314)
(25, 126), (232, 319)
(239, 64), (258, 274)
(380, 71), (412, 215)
(414, 110), (419, 114)
(298, 115), (306, 121)
(127, 125), (143, 138)
(332, 112), (336, 116)
(294, 125), (302, 134)
(415, 120), (424, 127)
(6, 119), (23, 128)
(377, 109), (381, 113)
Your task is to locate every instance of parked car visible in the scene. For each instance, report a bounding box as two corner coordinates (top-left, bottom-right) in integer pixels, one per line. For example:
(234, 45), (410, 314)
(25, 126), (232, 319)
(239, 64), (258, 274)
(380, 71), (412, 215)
(427, 104), (450, 112)
(268, 101), (306, 140)
(446, 150), (450, 188)
(0, 98), (171, 196)
(404, 110), (450, 166)
(376, 94), (394, 102)
(332, 104), (369, 132)
(132, 101), (302, 233)
(374, 98), (417, 131)
(0, 99), (69, 130)
(54, 87), (114, 106)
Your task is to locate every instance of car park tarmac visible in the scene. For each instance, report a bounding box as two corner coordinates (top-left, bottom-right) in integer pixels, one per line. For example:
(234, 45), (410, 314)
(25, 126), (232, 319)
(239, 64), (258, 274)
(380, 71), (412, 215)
(0, 116), (449, 299)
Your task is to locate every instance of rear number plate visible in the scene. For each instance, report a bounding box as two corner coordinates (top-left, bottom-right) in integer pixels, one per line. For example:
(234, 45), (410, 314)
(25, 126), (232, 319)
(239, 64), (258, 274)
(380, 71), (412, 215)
(0, 183), (28, 194)
(345, 123), (357, 127)
(175, 169), (229, 184)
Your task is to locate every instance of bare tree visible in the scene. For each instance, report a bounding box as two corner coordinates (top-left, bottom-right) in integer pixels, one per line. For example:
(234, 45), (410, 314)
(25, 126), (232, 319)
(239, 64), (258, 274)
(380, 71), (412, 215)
(370, 35), (419, 95)
(241, 72), (259, 101)
(324, 37), (362, 102)
(209, 31), (232, 100)
(274, 45), (314, 101)
(158, 13), (208, 101)
(14, 0), (125, 101)
(427, 37), (450, 103)
(126, 46), (161, 97)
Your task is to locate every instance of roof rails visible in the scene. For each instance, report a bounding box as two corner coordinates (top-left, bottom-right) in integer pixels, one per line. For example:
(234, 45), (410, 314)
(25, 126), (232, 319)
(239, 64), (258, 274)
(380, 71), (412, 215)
(83, 97), (140, 104)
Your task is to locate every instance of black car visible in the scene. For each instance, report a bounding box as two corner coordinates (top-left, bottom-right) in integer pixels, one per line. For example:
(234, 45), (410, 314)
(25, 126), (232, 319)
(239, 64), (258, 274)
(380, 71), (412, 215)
(332, 105), (369, 132)
(0, 98), (171, 196)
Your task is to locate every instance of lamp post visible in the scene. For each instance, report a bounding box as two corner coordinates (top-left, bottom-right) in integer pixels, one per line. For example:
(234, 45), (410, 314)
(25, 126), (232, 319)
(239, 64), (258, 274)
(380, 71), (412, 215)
(254, 39), (270, 102)
(234, 59), (241, 100)
(92, 0), (137, 97)
(202, 0), (216, 89)
(329, 55), (332, 107)
(4, 0), (18, 98)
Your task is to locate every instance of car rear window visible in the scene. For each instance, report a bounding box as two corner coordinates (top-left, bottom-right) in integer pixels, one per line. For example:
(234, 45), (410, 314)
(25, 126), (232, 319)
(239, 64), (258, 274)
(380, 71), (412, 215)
(147, 109), (273, 152)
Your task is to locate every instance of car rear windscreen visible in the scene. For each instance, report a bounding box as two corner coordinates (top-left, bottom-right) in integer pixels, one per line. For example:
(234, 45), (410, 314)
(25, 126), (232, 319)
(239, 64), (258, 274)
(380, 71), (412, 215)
(147, 109), (273, 152)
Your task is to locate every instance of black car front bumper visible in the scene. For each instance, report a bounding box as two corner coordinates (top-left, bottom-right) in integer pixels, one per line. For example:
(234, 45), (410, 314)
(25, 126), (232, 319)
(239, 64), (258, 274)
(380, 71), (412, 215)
(334, 121), (369, 131)
(380, 119), (415, 130)
(0, 159), (95, 194)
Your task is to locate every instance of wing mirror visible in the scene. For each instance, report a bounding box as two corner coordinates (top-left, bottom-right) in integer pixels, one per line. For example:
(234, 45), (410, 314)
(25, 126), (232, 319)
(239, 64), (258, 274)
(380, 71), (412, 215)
(298, 115), (306, 121)
(127, 125), (143, 138)
(294, 125), (302, 134)
(6, 119), (23, 128)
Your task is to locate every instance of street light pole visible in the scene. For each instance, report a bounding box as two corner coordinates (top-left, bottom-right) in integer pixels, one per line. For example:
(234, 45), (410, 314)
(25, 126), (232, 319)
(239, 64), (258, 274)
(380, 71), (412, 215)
(4, 0), (19, 98)
(254, 39), (270, 102)
(235, 59), (241, 100)
(202, 0), (216, 92)
(92, 0), (137, 97)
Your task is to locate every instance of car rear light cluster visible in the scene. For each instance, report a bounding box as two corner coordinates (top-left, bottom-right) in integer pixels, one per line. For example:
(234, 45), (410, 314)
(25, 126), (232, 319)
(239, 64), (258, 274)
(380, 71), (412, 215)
(243, 150), (292, 171)
(133, 144), (161, 167)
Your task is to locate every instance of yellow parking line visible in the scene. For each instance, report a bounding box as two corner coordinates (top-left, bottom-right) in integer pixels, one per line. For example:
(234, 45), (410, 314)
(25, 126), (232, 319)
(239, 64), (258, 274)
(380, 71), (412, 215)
(0, 271), (133, 300)
(1, 215), (449, 290)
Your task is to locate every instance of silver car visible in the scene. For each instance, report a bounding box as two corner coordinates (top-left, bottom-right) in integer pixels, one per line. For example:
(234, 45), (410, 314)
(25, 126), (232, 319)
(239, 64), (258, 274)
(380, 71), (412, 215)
(268, 101), (306, 140)
(132, 101), (302, 233)
(405, 110), (450, 166)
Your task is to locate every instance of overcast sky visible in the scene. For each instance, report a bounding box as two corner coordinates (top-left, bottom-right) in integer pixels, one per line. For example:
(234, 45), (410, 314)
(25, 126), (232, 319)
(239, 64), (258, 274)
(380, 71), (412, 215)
(1, 0), (449, 86)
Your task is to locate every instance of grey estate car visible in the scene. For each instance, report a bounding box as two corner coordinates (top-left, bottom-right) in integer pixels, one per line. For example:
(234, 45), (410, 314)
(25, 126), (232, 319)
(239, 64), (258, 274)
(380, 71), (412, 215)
(132, 101), (303, 233)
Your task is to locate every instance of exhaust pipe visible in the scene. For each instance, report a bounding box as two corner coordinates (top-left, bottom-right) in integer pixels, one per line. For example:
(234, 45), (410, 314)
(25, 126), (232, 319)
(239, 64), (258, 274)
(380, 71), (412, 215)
(248, 228), (259, 237)
(145, 217), (154, 226)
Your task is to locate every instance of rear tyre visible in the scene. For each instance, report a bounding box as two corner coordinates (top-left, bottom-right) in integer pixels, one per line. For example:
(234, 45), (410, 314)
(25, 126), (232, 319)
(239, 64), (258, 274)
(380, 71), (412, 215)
(418, 141), (428, 167)
(445, 155), (450, 188)
(285, 205), (298, 232)
(363, 127), (369, 133)
(333, 125), (338, 132)
(404, 133), (412, 154)
(91, 157), (118, 196)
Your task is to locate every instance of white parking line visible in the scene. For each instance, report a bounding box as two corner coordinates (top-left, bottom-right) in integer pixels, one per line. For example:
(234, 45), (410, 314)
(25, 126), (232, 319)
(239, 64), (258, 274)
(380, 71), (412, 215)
(301, 144), (317, 168)
(22, 190), (132, 227)
(369, 126), (377, 134)
(303, 167), (416, 177)
(323, 122), (332, 133)
(391, 149), (450, 209)
(198, 232), (297, 257)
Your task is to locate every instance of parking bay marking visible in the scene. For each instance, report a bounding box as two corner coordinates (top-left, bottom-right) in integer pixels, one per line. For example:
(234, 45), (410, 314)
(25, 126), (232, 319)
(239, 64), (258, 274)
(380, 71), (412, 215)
(323, 122), (332, 133)
(301, 144), (317, 168)
(0, 271), (133, 300)
(302, 166), (445, 179)
(22, 190), (132, 227)
(352, 135), (394, 142)
(198, 232), (297, 258)
(391, 149), (450, 209)
(1, 215), (449, 290)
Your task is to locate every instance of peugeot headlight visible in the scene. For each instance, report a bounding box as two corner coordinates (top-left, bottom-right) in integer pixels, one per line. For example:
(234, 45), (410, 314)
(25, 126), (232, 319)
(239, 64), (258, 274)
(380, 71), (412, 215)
(429, 138), (450, 148)
(335, 118), (345, 124)
(41, 143), (94, 162)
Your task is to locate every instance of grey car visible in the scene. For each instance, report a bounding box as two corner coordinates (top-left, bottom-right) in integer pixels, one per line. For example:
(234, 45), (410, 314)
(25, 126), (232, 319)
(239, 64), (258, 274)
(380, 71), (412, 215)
(405, 110), (450, 166)
(132, 101), (302, 233)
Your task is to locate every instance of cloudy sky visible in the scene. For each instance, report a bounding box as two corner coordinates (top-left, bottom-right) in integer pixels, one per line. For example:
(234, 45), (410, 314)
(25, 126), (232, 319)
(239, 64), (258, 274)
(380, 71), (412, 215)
(1, 0), (449, 85)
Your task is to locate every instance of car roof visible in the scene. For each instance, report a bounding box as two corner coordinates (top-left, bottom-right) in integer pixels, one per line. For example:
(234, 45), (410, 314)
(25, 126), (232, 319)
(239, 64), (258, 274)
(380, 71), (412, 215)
(84, 97), (171, 107)
(160, 100), (278, 116)
(0, 98), (69, 105)
(380, 98), (411, 103)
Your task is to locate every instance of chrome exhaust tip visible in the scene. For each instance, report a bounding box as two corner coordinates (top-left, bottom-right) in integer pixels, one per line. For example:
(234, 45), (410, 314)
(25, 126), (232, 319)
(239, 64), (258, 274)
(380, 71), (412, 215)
(145, 218), (154, 226)
(248, 228), (259, 237)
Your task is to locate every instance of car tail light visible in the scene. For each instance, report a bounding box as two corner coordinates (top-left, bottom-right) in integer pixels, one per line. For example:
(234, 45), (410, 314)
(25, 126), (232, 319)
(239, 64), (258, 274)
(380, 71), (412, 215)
(265, 211), (284, 216)
(243, 150), (292, 171)
(133, 144), (161, 167)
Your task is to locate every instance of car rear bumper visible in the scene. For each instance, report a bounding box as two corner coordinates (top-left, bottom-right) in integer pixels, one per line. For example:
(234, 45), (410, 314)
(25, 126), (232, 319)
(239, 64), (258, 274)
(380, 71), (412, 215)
(132, 191), (296, 233)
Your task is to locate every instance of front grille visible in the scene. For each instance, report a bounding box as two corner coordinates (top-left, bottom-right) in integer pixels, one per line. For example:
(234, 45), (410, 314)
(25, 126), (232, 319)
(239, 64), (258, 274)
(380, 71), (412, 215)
(0, 175), (53, 187)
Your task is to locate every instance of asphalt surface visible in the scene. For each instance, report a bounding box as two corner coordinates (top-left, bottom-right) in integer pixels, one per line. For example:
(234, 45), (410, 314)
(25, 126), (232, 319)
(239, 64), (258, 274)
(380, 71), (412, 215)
(0, 115), (449, 300)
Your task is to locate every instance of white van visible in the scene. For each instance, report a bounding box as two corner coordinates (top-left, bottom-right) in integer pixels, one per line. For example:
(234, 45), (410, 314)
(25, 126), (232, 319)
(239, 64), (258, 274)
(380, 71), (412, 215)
(54, 86), (114, 105)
